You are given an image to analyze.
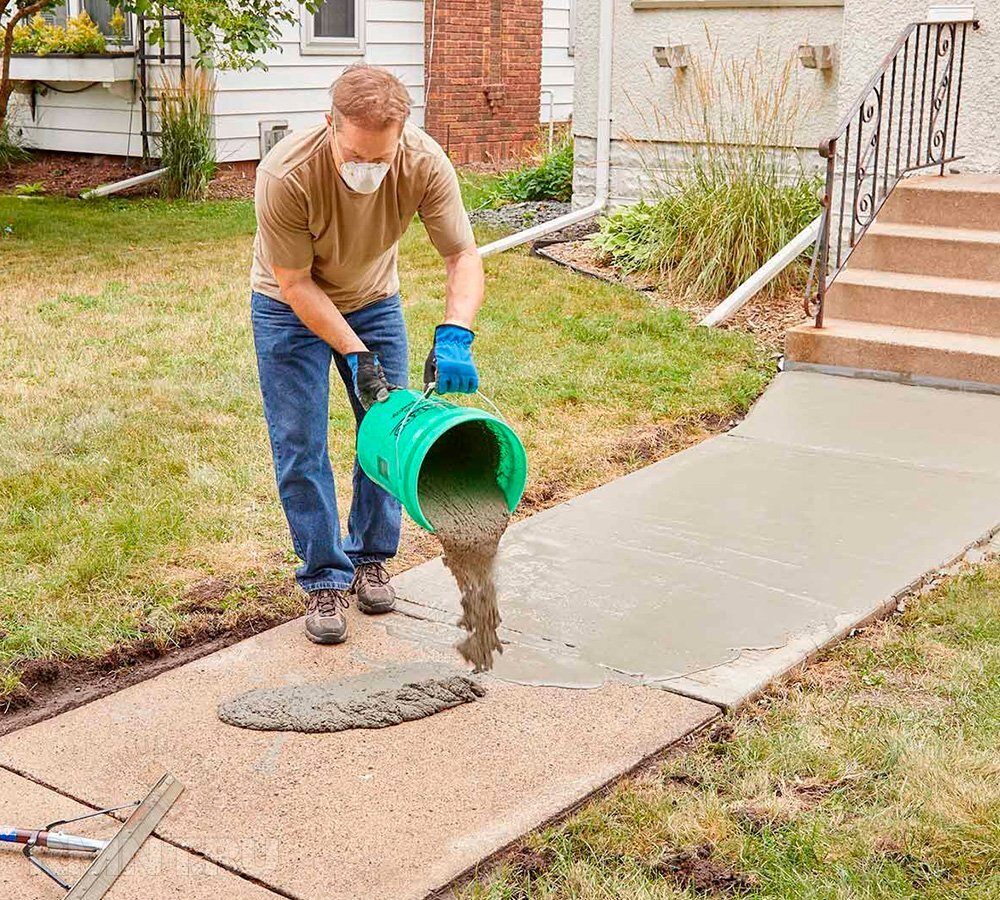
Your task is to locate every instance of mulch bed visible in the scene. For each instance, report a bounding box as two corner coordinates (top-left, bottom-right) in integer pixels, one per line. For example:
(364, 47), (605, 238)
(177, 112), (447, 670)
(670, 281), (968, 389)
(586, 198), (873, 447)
(537, 239), (808, 352)
(0, 150), (256, 199)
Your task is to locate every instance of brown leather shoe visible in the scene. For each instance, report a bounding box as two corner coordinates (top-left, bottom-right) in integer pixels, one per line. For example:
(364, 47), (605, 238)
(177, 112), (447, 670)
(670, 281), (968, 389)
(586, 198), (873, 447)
(350, 562), (396, 615)
(304, 588), (350, 644)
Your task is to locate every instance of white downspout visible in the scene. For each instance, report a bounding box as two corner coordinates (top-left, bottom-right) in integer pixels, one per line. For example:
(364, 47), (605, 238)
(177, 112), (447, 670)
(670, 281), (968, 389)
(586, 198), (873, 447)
(478, 0), (613, 258)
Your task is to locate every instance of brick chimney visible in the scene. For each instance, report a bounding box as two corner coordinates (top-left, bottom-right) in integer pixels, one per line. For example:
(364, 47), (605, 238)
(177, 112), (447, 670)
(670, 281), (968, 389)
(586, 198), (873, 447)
(423, 0), (543, 165)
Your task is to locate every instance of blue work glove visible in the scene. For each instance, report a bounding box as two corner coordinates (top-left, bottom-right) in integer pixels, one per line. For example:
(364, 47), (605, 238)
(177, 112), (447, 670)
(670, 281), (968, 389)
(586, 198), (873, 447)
(423, 324), (479, 394)
(345, 351), (391, 410)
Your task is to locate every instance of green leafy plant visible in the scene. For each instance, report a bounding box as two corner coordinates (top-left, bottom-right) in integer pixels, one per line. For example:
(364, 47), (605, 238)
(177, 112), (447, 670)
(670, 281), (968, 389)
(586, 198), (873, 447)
(0, 120), (30, 171)
(12, 11), (106, 55)
(488, 138), (573, 205)
(13, 180), (45, 195)
(592, 38), (821, 304)
(157, 69), (216, 201)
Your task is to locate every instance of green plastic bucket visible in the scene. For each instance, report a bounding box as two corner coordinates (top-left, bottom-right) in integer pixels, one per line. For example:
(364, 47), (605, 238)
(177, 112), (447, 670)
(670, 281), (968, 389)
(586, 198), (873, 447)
(357, 389), (528, 533)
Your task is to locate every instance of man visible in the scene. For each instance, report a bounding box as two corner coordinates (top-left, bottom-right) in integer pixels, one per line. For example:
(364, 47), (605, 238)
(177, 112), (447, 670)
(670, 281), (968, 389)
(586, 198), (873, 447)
(250, 64), (484, 646)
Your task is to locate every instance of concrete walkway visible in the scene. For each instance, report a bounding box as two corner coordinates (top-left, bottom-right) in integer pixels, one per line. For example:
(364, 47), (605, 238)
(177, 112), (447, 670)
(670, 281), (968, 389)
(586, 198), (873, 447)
(2, 371), (998, 899)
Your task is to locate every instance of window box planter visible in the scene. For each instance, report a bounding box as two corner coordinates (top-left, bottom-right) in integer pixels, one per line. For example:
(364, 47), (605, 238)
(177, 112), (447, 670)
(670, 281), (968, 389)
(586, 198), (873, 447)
(10, 52), (135, 84)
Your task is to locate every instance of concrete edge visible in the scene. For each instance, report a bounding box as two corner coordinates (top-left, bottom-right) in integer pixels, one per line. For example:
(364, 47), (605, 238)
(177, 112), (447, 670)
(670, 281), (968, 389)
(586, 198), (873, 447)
(662, 520), (1000, 712)
(423, 713), (722, 899)
(782, 360), (1000, 396)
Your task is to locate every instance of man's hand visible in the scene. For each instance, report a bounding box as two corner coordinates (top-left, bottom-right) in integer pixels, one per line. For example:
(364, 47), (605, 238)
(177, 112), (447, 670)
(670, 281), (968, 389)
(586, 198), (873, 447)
(346, 351), (391, 409)
(424, 324), (479, 394)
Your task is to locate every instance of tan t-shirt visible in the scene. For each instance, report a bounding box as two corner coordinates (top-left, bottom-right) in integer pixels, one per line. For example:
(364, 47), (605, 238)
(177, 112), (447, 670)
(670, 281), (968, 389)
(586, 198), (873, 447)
(251, 122), (475, 312)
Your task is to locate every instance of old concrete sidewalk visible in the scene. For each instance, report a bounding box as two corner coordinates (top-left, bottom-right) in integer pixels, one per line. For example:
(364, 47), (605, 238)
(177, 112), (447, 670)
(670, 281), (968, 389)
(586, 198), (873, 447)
(2, 371), (998, 900)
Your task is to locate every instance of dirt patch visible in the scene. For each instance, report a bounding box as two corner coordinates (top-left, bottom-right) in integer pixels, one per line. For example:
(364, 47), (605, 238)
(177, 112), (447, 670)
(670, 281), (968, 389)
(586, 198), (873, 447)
(0, 151), (255, 200)
(538, 239), (807, 351)
(0, 578), (299, 735)
(508, 846), (555, 880)
(420, 421), (511, 672)
(654, 844), (755, 895)
(731, 804), (793, 834)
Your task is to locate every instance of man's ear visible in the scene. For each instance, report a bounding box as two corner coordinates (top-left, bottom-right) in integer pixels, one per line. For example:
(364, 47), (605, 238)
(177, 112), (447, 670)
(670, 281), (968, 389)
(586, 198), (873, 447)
(324, 113), (333, 128)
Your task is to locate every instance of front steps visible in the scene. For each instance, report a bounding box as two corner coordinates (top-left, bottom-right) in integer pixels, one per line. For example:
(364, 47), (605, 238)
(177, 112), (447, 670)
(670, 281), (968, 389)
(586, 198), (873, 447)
(786, 175), (1000, 392)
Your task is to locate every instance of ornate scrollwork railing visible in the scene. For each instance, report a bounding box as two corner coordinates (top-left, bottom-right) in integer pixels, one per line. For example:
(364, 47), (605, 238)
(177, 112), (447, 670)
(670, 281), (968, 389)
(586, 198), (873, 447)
(805, 19), (978, 326)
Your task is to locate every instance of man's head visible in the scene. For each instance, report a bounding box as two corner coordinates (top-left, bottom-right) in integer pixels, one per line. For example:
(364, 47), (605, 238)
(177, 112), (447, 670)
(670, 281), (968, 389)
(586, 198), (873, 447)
(326, 64), (411, 180)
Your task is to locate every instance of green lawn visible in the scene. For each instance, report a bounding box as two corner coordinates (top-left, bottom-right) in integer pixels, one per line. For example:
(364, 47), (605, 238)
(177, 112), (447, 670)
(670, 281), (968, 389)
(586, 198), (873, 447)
(461, 560), (1000, 899)
(0, 196), (772, 700)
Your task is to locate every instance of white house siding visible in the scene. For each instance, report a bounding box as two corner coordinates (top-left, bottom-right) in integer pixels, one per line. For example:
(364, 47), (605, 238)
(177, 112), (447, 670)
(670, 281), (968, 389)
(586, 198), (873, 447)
(837, 0), (999, 173)
(213, 0), (425, 162)
(572, 0), (845, 207)
(12, 0), (424, 161)
(12, 24), (186, 157)
(541, 0), (574, 122)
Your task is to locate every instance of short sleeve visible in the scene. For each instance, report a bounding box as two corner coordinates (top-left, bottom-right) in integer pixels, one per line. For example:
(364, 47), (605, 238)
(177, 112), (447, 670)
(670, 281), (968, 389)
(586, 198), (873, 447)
(254, 170), (314, 271)
(417, 155), (476, 258)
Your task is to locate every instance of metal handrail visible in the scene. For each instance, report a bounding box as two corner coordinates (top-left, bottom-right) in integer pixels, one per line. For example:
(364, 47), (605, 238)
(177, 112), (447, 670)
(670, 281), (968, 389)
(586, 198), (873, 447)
(806, 18), (978, 327)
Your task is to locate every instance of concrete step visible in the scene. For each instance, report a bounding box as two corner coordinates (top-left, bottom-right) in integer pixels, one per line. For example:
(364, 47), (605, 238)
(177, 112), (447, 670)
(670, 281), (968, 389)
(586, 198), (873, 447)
(827, 268), (1000, 337)
(849, 222), (1000, 279)
(785, 318), (1000, 388)
(878, 174), (1000, 230)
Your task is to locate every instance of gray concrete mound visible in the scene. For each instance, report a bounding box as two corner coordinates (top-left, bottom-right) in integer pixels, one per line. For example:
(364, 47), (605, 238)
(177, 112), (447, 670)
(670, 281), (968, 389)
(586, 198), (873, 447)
(217, 663), (485, 733)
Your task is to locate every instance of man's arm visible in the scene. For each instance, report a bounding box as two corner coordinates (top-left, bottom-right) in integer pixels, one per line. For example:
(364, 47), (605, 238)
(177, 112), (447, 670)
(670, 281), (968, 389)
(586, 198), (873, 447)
(273, 264), (367, 355)
(442, 242), (485, 329)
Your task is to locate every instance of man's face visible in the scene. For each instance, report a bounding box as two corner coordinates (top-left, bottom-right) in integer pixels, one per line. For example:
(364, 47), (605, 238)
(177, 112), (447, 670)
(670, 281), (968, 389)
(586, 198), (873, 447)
(326, 113), (400, 171)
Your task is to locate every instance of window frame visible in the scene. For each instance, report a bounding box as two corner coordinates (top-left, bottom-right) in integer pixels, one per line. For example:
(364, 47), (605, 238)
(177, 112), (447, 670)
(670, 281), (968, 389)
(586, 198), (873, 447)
(300, 0), (365, 56)
(45, 0), (136, 51)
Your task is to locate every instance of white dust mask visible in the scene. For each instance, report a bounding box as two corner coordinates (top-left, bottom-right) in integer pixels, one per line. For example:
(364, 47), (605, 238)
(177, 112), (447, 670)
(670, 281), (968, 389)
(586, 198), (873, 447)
(339, 160), (390, 194)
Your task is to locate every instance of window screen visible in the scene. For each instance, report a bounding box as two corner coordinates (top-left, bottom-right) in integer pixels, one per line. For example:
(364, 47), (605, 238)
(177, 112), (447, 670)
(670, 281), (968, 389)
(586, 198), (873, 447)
(313, 0), (355, 39)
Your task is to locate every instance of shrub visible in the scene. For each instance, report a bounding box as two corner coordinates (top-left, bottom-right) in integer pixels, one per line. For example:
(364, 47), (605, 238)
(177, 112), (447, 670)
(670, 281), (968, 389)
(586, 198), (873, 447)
(0, 122), (30, 171)
(157, 69), (216, 201)
(12, 12), (106, 55)
(489, 138), (573, 205)
(592, 37), (821, 303)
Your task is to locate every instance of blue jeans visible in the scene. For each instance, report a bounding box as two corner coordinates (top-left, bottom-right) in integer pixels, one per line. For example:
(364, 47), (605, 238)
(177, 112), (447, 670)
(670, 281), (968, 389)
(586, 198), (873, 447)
(251, 291), (409, 592)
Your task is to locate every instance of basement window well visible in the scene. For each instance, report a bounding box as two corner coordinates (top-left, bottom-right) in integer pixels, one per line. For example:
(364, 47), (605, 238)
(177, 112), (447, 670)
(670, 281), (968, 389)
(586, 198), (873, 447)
(302, 0), (365, 54)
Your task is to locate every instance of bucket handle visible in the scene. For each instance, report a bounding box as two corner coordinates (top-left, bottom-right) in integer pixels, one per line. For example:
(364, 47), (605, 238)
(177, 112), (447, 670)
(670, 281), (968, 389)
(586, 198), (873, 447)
(392, 383), (509, 476)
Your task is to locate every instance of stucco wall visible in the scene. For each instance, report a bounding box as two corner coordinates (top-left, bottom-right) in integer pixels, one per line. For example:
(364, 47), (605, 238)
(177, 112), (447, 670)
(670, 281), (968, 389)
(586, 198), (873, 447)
(573, 0), (844, 205)
(837, 0), (999, 173)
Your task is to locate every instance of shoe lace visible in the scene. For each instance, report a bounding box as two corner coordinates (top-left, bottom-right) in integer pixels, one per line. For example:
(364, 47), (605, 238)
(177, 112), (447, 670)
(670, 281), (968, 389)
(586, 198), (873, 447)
(357, 562), (390, 588)
(311, 589), (350, 617)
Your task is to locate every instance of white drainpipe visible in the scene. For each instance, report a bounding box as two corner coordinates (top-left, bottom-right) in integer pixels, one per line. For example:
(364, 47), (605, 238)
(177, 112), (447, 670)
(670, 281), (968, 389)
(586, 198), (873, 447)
(478, 0), (613, 258)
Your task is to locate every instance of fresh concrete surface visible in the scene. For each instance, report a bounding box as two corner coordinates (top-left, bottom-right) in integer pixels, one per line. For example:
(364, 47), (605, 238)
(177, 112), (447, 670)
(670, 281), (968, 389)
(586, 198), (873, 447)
(395, 372), (1000, 707)
(0, 615), (716, 900)
(0, 769), (280, 899)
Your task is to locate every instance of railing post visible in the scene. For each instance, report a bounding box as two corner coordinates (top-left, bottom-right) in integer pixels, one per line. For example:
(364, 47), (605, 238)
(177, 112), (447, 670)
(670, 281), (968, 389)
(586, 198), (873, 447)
(815, 140), (836, 329)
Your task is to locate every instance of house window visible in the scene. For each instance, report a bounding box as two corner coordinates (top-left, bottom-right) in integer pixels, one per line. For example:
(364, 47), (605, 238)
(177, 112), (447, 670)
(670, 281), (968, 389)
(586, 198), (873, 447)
(41, 0), (133, 45)
(302, 0), (364, 54)
(84, 0), (133, 43)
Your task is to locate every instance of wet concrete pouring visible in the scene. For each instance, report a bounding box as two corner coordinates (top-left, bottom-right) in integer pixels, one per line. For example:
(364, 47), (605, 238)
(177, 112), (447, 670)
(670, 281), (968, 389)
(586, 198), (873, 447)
(419, 421), (511, 672)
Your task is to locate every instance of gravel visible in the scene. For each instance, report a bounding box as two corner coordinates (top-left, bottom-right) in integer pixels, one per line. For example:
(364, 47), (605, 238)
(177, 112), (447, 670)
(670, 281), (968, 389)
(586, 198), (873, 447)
(468, 201), (572, 232)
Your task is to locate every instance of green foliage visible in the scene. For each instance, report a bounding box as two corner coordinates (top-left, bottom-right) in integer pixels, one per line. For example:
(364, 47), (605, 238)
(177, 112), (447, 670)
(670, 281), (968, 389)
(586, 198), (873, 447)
(592, 39), (822, 304)
(157, 70), (216, 201)
(124, 0), (323, 70)
(13, 181), (45, 196)
(12, 12), (107, 56)
(593, 174), (821, 302)
(0, 122), (30, 171)
(488, 139), (573, 205)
